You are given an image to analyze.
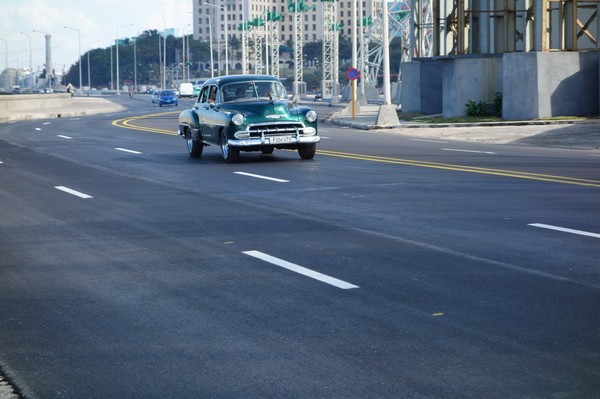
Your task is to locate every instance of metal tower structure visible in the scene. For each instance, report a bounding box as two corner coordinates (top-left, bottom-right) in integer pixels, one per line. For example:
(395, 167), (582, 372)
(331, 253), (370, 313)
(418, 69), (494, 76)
(358, 0), (433, 88)
(266, 10), (283, 78)
(248, 17), (266, 74)
(288, 0), (312, 98)
(239, 21), (250, 74)
(321, 0), (339, 99)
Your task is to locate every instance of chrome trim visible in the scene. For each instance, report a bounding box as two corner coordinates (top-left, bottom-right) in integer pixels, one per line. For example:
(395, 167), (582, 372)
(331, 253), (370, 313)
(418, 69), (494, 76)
(228, 135), (320, 147)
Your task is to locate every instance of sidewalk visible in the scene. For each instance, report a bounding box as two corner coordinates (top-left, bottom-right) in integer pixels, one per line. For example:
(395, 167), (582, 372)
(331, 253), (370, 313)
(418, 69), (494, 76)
(0, 96), (125, 123)
(325, 103), (600, 150)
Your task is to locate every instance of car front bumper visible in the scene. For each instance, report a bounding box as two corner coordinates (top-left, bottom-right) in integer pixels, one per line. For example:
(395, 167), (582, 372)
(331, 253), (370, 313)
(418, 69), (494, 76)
(228, 132), (320, 147)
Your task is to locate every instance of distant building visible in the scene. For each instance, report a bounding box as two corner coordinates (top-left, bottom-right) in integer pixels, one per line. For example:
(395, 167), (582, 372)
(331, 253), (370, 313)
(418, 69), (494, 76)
(193, 0), (382, 46)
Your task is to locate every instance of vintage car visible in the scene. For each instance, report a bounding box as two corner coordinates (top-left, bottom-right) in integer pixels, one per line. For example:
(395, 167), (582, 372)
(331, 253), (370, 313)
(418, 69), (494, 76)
(177, 75), (319, 162)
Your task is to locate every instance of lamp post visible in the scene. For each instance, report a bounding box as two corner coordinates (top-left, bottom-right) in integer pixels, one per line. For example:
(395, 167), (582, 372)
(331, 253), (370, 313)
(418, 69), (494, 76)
(181, 24), (190, 82)
(63, 25), (82, 94)
(19, 32), (32, 73)
(161, 17), (167, 89)
(207, 12), (214, 78)
(0, 37), (8, 76)
(116, 23), (133, 94)
(204, 1), (228, 75)
(87, 40), (100, 90)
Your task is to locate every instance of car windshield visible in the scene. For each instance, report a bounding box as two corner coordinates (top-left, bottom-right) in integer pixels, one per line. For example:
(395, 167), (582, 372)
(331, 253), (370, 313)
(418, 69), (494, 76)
(162, 90), (176, 96)
(221, 81), (287, 103)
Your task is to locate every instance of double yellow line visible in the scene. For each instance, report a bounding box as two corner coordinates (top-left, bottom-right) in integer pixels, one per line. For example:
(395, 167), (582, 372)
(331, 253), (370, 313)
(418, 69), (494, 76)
(113, 114), (599, 188)
(317, 149), (600, 188)
(112, 111), (179, 135)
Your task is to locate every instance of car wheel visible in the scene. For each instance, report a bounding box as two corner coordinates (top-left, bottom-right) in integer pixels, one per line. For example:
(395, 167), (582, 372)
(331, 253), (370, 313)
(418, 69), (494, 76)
(187, 137), (203, 158)
(261, 146), (274, 154)
(298, 143), (316, 160)
(220, 132), (239, 163)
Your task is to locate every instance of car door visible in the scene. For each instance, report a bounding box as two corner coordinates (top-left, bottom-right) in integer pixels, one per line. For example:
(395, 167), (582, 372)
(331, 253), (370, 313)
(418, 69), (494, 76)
(195, 85), (216, 144)
(203, 85), (223, 143)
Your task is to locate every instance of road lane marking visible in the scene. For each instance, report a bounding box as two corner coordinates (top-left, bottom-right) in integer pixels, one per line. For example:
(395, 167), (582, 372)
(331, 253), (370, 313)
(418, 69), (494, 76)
(43, 122), (51, 125)
(57, 135), (72, 139)
(411, 138), (447, 143)
(442, 148), (497, 154)
(35, 128), (42, 131)
(234, 172), (289, 183)
(243, 250), (359, 289)
(112, 115), (598, 188)
(528, 223), (600, 239)
(112, 112), (180, 135)
(54, 186), (93, 199)
(115, 147), (143, 154)
(316, 150), (600, 188)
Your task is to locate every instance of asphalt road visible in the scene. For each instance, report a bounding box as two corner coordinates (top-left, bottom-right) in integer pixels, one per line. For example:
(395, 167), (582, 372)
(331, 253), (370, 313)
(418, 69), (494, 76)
(1, 96), (599, 399)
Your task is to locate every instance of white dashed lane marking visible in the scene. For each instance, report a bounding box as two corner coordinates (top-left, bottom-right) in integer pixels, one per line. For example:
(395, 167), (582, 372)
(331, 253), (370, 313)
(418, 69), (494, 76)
(244, 250), (359, 290)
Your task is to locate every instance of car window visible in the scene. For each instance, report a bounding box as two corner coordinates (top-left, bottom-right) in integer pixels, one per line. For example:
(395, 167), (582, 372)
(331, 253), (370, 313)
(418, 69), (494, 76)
(208, 86), (218, 102)
(162, 90), (176, 96)
(221, 81), (287, 102)
(255, 81), (286, 100)
(199, 86), (210, 103)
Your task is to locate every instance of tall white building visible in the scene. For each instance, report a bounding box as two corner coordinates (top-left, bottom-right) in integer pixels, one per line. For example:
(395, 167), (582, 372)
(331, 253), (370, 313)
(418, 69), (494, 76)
(193, 0), (382, 48)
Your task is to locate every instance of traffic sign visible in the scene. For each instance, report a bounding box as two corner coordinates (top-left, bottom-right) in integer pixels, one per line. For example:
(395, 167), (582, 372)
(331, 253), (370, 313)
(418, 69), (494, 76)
(346, 68), (360, 81)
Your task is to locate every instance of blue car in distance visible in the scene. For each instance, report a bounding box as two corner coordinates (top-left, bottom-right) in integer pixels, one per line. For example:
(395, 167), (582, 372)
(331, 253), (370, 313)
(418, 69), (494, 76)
(157, 89), (178, 107)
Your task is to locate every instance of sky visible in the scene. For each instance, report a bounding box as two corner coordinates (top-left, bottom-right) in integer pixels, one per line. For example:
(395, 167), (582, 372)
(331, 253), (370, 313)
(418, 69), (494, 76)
(0, 0), (192, 73)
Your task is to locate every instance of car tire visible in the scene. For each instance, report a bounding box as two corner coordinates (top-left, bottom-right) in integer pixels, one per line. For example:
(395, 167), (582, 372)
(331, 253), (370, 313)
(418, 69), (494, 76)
(220, 132), (239, 163)
(298, 143), (316, 160)
(187, 137), (203, 158)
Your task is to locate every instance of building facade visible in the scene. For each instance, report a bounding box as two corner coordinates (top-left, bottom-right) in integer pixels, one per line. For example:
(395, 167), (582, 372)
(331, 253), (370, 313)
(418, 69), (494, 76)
(193, 0), (382, 46)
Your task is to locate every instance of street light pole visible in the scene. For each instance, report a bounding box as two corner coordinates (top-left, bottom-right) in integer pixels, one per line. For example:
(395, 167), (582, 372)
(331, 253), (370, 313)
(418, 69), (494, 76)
(19, 32), (32, 73)
(204, 2), (228, 75)
(0, 37), (7, 74)
(161, 17), (167, 89)
(87, 40), (100, 90)
(63, 26), (82, 94)
(116, 24), (132, 95)
(182, 24), (190, 82)
(207, 11), (214, 78)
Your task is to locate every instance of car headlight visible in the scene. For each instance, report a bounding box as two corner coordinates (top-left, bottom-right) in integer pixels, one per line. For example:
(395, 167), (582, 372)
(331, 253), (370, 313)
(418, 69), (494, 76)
(305, 110), (317, 123)
(232, 113), (245, 126)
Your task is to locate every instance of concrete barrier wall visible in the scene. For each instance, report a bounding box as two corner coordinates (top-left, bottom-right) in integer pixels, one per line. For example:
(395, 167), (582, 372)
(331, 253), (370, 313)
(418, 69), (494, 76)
(442, 55), (503, 118)
(504, 52), (599, 120)
(0, 94), (72, 114)
(400, 59), (443, 114)
(402, 52), (599, 120)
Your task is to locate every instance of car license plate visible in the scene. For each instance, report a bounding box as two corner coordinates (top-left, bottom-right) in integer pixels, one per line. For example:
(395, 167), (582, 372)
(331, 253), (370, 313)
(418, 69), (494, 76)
(267, 135), (295, 144)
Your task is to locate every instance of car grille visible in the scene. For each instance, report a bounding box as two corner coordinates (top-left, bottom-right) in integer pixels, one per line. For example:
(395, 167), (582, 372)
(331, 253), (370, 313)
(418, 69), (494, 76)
(247, 122), (306, 136)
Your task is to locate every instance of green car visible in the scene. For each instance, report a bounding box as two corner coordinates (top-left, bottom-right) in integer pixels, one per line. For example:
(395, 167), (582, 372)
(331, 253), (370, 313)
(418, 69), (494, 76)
(178, 75), (319, 162)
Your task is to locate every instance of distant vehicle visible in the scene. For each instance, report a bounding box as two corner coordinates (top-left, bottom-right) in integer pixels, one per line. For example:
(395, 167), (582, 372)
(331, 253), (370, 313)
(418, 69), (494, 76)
(177, 74), (319, 162)
(157, 90), (178, 107)
(11, 86), (21, 93)
(178, 82), (194, 98)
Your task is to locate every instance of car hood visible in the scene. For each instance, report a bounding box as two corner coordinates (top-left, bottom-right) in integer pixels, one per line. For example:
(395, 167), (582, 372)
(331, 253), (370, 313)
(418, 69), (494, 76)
(219, 99), (299, 119)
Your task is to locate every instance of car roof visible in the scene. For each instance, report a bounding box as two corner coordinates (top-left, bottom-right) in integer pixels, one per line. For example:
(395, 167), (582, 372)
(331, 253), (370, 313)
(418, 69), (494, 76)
(201, 74), (281, 87)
